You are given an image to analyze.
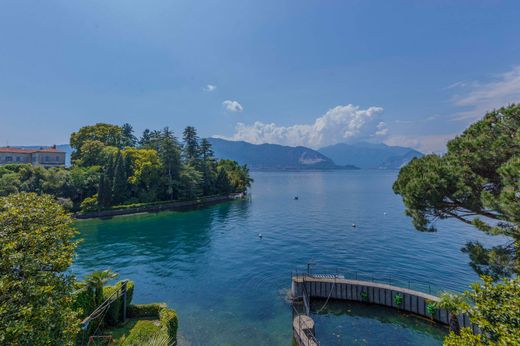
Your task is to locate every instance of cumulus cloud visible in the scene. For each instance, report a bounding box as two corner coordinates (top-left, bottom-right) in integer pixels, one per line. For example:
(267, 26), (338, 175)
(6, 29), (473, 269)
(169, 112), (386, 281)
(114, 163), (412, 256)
(203, 84), (217, 92)
(451, 66), (520, 120)
(217, 104), (385, 149)
(222, 100), (243, 112)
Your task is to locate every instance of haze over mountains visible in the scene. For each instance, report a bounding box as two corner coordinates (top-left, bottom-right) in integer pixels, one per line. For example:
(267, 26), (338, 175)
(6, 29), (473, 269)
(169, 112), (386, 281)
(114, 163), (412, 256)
(319, 142), (424, 169)
(207, 138), (356, 171)
(17, 140), (422, 171)
(208, 138), (422, 170)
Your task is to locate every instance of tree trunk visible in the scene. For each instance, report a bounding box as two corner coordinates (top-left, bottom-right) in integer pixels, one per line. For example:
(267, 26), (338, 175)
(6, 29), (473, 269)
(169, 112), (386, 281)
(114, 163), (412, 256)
(449, 313), (460, 335)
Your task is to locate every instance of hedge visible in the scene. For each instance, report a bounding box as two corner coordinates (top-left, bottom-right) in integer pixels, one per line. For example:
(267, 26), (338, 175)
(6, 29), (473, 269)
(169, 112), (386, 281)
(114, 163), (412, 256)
(121, 320), (162, 346)
(126, 303), (178, 345)
(102, 280), (135, 326)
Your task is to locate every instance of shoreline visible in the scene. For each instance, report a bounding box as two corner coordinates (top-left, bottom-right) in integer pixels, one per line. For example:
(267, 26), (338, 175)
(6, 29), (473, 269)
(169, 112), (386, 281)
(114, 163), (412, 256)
(74, 194), (244, 220)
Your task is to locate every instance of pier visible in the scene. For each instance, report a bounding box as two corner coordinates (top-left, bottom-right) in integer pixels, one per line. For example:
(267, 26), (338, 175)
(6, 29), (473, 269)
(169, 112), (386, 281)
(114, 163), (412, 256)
(291, 273), (478, 345)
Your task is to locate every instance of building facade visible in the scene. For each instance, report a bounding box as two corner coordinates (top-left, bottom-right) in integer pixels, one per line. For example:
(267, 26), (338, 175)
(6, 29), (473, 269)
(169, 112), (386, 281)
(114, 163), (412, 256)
(0, 146), (66, 167)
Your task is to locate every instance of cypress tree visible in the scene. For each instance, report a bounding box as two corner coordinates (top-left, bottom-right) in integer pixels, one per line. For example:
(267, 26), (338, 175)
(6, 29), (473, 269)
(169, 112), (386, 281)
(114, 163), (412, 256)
(112, 151), (128, 205)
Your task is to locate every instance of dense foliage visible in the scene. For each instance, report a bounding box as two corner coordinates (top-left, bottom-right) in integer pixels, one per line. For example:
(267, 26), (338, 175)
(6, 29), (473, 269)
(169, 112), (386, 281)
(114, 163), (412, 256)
(393, 104), (520, 278)
(0, 193), (79, 345)
(444, 276), (520, 345)
(0, 123), (252, 212)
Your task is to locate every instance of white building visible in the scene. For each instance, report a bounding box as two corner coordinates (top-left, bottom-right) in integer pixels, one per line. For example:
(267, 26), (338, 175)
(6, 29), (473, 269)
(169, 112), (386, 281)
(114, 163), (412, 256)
(0, 146), (66, 167)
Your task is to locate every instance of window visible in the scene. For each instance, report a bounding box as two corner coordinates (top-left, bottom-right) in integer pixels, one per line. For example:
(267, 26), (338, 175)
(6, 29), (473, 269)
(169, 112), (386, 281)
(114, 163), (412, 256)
(16, 156), (20, 162)
(6, 156), (12, 162)
(56, 156), (60, 162)
(32, 156), (36, 162)
(45, 156), (49, 162)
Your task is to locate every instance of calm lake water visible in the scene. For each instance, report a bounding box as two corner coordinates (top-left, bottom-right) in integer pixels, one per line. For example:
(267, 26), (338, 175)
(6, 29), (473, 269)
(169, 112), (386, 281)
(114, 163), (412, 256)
(72, 171), (502, 345)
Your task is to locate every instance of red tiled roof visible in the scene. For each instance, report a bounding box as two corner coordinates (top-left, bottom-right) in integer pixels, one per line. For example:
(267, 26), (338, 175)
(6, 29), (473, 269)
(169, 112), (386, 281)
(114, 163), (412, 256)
(0, 147), (65, 154)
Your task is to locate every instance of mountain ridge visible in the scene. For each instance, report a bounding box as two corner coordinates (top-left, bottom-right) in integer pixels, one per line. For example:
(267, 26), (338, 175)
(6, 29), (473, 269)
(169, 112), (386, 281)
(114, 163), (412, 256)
(319, 141), (423, 169)
(207, 138), (358, 171)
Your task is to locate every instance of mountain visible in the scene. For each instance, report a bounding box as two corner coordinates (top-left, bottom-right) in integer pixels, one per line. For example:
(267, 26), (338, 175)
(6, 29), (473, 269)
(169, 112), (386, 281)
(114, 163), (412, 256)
(318, 142), (423, 169)
(207, 138), (358, 171)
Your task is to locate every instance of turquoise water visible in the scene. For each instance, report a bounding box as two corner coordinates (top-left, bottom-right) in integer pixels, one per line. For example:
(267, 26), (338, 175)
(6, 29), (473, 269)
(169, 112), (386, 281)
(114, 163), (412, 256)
(72, 171), (502, 345)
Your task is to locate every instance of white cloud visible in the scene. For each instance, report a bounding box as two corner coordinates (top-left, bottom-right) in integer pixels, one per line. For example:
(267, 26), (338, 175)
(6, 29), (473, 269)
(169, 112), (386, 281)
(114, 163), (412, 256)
(384, 133), (458, 154)
(217, 104), (385, 149)
(451, 66), (520, 120)
(203, 84), (217, 92)
(223, 100), (243, 112)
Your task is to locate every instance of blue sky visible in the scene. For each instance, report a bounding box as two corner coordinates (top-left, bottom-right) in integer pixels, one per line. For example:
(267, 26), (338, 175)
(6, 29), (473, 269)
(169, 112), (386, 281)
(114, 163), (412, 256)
(1, 1), (520, 152)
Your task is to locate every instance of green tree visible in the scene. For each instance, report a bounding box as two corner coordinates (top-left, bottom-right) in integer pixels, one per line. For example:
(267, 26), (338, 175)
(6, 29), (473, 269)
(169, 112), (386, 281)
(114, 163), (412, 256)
(434, 292), (468, 335)
(444, 276), (520, 345)
(0, 193), (79, 345)
(125, 148), (162, 202)
(158, 128), (182, 200)
(182, 126), (200, 163)
(179, 164), (202, 200)
(84, 269), (119, 306)
(393, 104), (520, 278)
(121, 123), (137, 147)
(70, 123), (125, 164)
(112, 151), (129, 205)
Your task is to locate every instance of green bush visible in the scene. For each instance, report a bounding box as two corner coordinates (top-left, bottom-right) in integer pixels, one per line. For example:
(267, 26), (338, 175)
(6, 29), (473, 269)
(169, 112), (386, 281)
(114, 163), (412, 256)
(159, 307), (178, 344)
(80, 195), (99, 212)
(126, 303), (178, 345)
(122, 320), (162, 346)
(72, 285), (97, 318)
(103, 280), (135, 326)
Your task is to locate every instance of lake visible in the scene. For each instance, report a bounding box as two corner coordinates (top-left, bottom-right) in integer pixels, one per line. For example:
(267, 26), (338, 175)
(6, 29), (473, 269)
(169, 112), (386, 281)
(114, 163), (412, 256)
(72, 170), (502, 345)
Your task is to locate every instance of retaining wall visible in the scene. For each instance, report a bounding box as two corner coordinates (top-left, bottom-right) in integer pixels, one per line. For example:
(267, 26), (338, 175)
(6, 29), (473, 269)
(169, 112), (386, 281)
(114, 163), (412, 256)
(291, 275), (478, 333)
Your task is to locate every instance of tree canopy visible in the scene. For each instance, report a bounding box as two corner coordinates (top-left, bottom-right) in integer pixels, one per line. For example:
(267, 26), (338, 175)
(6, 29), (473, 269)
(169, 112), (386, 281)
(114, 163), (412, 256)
(0, 193), (79, 345)
(0, 123), (252, 213)
(444, 276), (520, 345)
(393, 104), (520, 278)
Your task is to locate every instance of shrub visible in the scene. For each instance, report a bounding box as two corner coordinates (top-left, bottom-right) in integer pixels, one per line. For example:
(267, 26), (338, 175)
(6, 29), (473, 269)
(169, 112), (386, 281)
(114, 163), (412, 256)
(72, 285), (97, 318)
(103, 280), (135, 326)
(80, 195), (99, 212)
(127, 303), (165, 318)
(393, 293), (403, 306)
(126, 303), (178, 345)
(159, 308), (178, 344)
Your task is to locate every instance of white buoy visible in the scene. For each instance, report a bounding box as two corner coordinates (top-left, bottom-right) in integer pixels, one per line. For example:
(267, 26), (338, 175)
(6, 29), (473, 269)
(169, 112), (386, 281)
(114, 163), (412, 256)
(383, 212), (387, 216)
(352, 224), (356, 228)
(258, 233), (263, 238)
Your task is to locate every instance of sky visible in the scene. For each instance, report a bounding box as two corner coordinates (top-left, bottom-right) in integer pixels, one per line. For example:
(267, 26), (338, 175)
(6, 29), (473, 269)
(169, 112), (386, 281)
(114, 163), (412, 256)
(1, 1), (520, 153)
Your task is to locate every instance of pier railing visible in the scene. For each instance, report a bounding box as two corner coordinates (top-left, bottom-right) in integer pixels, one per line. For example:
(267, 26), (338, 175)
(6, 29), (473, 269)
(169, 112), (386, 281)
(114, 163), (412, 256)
(292, 265), (451, 296)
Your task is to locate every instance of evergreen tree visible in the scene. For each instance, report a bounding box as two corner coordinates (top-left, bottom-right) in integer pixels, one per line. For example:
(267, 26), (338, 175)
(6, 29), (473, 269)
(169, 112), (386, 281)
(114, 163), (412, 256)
(121, 123), (137, 147)
(200, 138), (214, 160)
(215, 167), (231, 195)
(112, 151), (128, 205)
(139, 129), (152, 147)
(182, 126), (200, 163)
(159, 127), (181, 200)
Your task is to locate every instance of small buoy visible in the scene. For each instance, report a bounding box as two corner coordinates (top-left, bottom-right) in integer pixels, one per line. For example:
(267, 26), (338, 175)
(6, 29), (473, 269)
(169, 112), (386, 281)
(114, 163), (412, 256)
(383, 212), (387, 216)
(352, 224), (357, 228)
(294, 196), (299, 200)
(258, 233), (263, 238)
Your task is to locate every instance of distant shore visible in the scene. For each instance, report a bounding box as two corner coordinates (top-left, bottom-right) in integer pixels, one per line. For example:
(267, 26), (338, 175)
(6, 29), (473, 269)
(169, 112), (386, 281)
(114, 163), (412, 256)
(74, 194), (244, 220)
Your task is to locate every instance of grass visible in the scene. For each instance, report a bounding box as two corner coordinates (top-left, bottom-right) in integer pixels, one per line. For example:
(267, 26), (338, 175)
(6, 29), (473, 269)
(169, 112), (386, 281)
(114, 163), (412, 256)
(104, 318), (159, 345)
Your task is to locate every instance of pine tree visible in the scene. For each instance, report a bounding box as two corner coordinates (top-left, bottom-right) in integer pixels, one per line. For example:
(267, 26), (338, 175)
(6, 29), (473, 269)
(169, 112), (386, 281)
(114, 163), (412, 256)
(182, 126), (200, 162)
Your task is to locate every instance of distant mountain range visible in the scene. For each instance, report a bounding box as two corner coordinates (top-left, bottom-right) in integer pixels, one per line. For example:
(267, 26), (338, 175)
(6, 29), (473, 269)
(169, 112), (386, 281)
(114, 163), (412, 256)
(207, 138), (357, 171)
(319, 142), (423, 169)
(14, 140), (423, 171)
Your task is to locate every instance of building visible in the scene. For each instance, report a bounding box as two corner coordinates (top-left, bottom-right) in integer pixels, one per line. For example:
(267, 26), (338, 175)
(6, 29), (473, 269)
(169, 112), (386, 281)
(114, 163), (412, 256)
(0, 146), (66, 167)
